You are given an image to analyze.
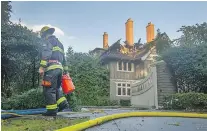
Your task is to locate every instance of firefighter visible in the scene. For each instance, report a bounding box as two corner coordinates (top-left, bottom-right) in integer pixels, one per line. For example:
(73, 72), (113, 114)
(39, 26), (70, 116)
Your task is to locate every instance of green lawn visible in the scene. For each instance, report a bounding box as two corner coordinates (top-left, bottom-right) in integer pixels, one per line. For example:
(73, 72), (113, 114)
(1, 116), (89, 131)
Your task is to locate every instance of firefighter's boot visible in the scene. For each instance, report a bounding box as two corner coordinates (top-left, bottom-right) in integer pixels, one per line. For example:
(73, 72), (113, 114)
(57, 97), (71, 112)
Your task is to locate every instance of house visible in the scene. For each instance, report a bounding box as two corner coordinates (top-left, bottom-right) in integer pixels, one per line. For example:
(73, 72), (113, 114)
(90, 18), (169, 102)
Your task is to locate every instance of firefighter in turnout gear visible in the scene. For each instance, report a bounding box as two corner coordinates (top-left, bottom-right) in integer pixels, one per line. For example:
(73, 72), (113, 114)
(39, 26), (70, 116)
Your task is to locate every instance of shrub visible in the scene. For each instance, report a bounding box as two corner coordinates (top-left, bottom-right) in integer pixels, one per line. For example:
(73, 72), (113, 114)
(75, 95), (119, 106)
(2, 88), (45, 110)
(120, 100), (131, 106)
(65, 92), (81, 111)
(1, 88), (79, 111)
(95, 97), (119, 106)
(163, 93), (207, 110)
(162, 45), (207, 93)
(66, 48), (110, 106)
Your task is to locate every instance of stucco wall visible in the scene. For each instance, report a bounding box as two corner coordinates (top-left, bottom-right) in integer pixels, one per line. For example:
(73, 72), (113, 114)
(131, 61), (177, 109)
(131, 66), (158, 109)
(131, 84), (156, 108)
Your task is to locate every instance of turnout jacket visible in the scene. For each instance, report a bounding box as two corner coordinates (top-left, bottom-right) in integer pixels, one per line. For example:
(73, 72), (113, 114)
(40, 35), (68, 72)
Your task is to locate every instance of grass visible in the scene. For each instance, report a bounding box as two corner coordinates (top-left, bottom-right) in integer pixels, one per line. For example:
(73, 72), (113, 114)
(1, 116), (89, 131)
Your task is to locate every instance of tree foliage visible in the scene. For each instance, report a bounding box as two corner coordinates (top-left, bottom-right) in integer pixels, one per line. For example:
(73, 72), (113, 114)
(1, 1), (12, 24)
(1, 1), (111, 109)
(1, 2), (44, 98)
(162, 22), (207, 93)
(66, 47), (111, 106)
(155, 30), (172, 55)
(175, 22), (207, 46)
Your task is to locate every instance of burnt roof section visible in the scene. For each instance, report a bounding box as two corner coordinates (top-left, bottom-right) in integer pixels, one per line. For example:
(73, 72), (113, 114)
(99, 38), (150, 63)
(100, 47), (149, 62)
(98, 32), (168, 63)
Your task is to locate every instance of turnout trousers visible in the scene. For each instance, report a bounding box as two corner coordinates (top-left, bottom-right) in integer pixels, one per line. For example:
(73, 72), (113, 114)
(42, 68), (69, 114)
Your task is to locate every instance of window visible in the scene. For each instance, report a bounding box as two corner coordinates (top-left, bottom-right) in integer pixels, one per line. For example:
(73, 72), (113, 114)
(116, 82), (131, 96)
(122, 88), (126, 95)
(118, 88), (121, 95)
(128, 63), (132, 71)
(127, 88), (131, 96)
(118, 61), (122, 70)
(123, 62), (127, 71)
(117, 61), (134, 72)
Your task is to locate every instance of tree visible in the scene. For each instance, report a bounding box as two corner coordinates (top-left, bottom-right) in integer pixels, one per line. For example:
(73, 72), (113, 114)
(155, 29), (171, 55)
(65, 47), (110, 105)
(1, 2), (44, 97)
(162, 23), (207, 93)
(1, 1), (12, 24)
(175, 22), (207, 47)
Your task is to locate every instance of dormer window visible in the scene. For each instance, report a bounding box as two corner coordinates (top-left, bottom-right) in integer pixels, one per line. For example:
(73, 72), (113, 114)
(117, 61), (134, 72)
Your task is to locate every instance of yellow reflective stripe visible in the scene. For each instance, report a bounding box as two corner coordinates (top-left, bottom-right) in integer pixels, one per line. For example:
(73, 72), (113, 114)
(40, 60), (47, 66)
(53, 46), (64, 54)
(46, 65), (63, 71)
(46, 104), (57, 110)
(63, 66), (69, 71)
(57, 97), (67, 105)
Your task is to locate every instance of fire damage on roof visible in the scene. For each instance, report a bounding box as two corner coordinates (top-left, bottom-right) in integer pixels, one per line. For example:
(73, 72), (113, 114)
(90, 18), (170, 64)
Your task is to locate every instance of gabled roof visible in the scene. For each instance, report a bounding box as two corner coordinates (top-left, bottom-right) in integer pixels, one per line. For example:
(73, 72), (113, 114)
(107, 39), (122, 51)
(97, 31), (169, 63)
(89, 47), (107, 54)
(100, 44), (149, 62)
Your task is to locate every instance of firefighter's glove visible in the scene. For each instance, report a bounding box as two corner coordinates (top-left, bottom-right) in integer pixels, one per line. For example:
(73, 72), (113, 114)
(63, 65), (69, 75)
(39, 67), (45, 76)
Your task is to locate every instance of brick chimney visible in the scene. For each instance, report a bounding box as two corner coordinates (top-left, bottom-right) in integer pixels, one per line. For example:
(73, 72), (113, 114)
(125, 18), (134, 47)
(146, 22), (155, 43)
(103, 32), (108, 49)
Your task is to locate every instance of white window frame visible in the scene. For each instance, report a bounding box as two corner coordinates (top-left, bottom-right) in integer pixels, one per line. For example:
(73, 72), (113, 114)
(117, 61), (134, 72)
(116, 82), (131, 96)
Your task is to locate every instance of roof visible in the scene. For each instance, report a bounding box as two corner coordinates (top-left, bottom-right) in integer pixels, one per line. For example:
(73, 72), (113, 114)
(100, 45), (149, 63)
(96, 32), (168, 63)
(89, 47), (107, 54)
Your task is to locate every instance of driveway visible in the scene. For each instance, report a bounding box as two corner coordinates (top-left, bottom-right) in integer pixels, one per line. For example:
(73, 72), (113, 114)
(58, 108), (207, 131)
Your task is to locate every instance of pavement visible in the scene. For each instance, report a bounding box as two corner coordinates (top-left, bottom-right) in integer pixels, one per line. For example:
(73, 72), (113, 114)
(57, 108), (207, 131)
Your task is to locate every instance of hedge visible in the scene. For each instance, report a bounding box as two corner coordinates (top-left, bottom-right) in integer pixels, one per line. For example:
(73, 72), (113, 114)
(1, 88), (118, 111)
(120, 100), (131, 106)
(163, 93), (207, 110)
(1, 88), (80, 111)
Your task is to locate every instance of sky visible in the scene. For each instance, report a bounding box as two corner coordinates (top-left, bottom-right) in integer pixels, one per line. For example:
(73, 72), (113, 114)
(10, 1), (207, 53)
